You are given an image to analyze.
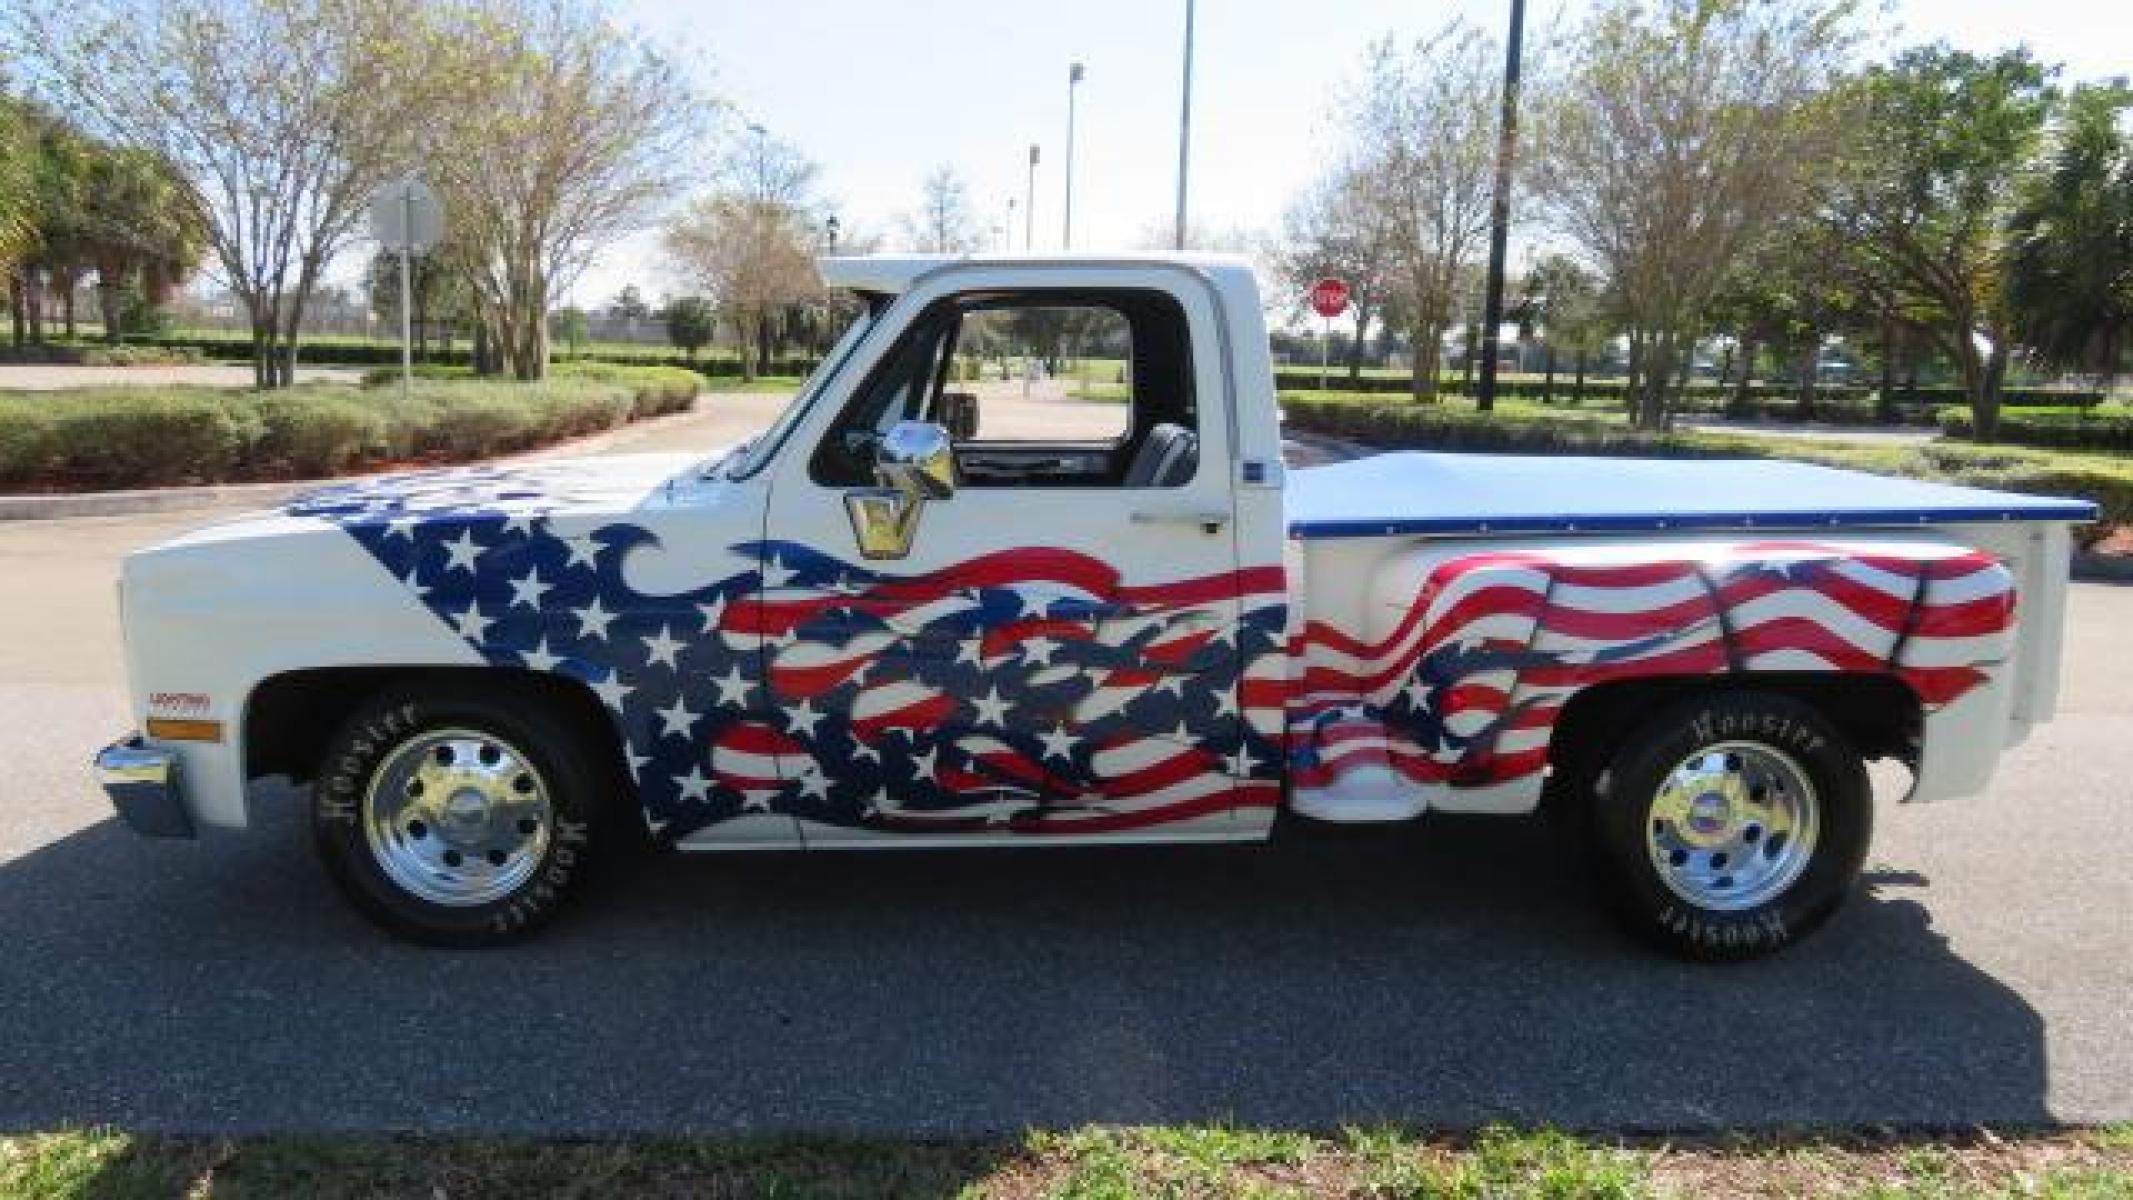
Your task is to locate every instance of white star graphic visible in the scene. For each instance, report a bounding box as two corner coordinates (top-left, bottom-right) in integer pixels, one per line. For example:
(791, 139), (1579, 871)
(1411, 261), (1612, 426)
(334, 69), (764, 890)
(1227, 742), (1261, 777)
(673, 764), (712, 803)
(956, 638), (985, 667)
(561, 531), (603, 570)
(507, 567), (551, 611)
(909, 744), (938, 781)
(1170, 721), (1195, 745)
(574, 597), (617, 641)
(796, 767), (831, 801)
(1213, 687), (1240, 717)
(741, 791), (773, 813)
(642, 624), (686, 670)
(591, 670), (632, 711)
(1402, 676), (1432, 710)
(851, 739), (880, 764)
(452, 600), (491, 643)
(1154, 674), (1186, 697)
(441, 529), (483, 575)
(655, 695), (697, 739)
(401, 568), (429, 599)
(625, 746), (651, 781)
(762, 554), (795, 587)
(971, 687), (1010, 727)
(384, 514), (420, 542)
(520, 638), (562, 672)
(1015, 589), (1050, 619)
(1021, 636), (1059, 666)
(697, 594), (726, 634)
(862, 787), (894, 817)
(501, 510), (542, 537)
(784, 699), (824, 738)
(712, 666), (753, 708)
(1039, 723), (1077, 762)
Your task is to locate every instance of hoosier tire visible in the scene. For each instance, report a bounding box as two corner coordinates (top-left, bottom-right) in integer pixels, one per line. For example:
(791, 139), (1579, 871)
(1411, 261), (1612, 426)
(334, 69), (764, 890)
(1590, 691), (1872, 961)
(311, 687), (606, 946)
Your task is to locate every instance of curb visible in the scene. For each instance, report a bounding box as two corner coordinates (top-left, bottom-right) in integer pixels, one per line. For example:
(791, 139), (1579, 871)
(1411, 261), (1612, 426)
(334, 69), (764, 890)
(0, 404), (708, 523)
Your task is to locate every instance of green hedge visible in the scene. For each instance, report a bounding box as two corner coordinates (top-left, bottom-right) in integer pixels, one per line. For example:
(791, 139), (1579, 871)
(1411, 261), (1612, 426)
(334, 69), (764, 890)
(0, 369), (702, 491)
(149, 333), (817, 380)
(1274, 371), (2104, 411)
(1281, 393), (2132, 539)
(1940, 408), (2133, 455)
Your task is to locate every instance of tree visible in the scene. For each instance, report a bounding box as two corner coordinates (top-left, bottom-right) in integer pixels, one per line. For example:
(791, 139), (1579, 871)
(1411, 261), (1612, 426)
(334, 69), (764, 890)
(664, 294), (714, 359)
(610, 284), (652, 322)
(1347, 25), (1499, 400)
(1828, 47), (2056, 440)
(77, 145), (205, 344)
(2007, 81), (2133, 392)
(425, 0), (699, 381)
(1518, 254), (1607, 403)
(20, 0), (435, 385)
(902, 164), (979, 254)
(1531, 0), (1860, 429)
(1278, 164), (1396, 383)
(365, 247), (468, 358)
(665, 129), (824, 380)
(548, 305), (588, 357)
(663, 195), (819, 380)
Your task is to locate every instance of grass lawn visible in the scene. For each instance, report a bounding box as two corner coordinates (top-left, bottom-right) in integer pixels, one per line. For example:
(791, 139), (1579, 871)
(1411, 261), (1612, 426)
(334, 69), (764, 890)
(5, 1124), (2129, 1198)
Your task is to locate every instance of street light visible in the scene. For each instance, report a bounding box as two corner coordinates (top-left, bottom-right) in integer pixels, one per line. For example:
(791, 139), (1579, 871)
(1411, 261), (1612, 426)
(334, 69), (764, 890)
(1174, 0), (1195, 252)
(1063, 61), (1085, 250)
(1025, 143), (1041, 252)
(825, 214), (840, 255)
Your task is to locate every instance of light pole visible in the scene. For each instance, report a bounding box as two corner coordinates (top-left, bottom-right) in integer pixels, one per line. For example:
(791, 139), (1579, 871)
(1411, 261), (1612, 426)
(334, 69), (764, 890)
(1025, 143), (1040, 251)
(1476, 0), (1527, 413)
(1063, 61), (1085, 250)
(1174, 0), (1195, 252)
(825, 214), (840, 256)
(1003, 197), (1017, 253)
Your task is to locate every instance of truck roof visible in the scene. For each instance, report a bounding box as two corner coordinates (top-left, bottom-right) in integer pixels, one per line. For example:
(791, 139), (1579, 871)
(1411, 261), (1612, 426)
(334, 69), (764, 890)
(817, 253), (1261, 296)
(1285, 452), (2100, 540)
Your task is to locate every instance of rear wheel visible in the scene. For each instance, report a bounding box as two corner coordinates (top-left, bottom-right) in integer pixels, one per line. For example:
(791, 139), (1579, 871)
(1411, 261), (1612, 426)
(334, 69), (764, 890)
(312, 687), (606, 946)
(1589, 691), (1871, 961)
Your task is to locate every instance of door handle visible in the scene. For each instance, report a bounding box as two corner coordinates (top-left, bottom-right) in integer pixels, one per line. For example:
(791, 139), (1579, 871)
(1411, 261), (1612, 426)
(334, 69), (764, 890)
(1130, 509), (1231, 534)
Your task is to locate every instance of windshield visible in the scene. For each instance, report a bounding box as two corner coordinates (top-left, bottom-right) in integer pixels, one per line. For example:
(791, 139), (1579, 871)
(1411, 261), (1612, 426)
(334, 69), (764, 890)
(727, 302), (880, 479)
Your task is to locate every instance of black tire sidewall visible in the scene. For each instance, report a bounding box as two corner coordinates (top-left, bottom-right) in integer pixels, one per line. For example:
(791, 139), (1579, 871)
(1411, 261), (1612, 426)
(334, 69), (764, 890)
(312, 689), (602, 946)
(1593, 692), (1872, 961)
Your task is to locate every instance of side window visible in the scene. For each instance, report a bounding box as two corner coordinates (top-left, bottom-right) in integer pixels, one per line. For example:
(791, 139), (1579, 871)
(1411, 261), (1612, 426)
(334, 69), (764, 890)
(811, 288), (1199, 490)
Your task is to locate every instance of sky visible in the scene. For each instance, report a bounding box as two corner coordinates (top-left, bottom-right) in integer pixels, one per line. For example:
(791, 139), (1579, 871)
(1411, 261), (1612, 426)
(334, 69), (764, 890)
(566, 0), (2133, 312)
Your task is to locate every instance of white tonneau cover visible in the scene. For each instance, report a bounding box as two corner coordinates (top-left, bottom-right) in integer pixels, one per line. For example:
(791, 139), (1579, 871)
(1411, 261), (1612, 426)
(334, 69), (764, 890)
(1285, 452), (2099, 540)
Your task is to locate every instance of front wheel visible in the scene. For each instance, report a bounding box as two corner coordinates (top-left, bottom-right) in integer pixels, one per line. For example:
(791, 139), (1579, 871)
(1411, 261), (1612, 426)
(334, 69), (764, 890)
(1589, 692), (1871, 961)
(312, 687), (606, 946)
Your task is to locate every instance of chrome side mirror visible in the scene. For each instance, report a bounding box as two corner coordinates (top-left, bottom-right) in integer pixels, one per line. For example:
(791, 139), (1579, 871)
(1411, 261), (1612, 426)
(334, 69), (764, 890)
(843, 420), (956, 560)
(874, 420), (957, 500)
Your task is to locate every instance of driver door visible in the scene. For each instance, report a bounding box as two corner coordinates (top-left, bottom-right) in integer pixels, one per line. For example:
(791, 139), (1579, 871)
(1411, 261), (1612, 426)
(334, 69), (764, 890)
(757, 273), (1255, 844)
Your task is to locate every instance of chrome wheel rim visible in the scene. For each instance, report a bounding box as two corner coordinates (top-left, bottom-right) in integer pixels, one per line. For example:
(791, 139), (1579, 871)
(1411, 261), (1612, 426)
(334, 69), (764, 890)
(363, 728), (553, 908)
(1645, 741), (1819, 912)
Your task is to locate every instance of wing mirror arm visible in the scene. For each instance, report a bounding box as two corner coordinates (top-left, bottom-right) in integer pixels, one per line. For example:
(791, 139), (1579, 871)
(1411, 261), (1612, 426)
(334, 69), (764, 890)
(844, 420), (957, 559)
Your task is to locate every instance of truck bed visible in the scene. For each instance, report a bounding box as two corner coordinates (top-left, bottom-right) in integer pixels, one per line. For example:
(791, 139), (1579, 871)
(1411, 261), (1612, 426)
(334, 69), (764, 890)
(1284, 452), (2098, 539)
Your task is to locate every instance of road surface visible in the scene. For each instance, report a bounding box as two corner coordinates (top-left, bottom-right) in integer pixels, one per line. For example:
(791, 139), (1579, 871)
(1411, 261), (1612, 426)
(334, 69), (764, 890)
(0, 388), (2125, 1135)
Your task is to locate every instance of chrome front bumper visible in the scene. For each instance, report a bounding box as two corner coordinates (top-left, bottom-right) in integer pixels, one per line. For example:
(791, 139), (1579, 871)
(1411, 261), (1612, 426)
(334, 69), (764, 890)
(94, 735), (194, 838)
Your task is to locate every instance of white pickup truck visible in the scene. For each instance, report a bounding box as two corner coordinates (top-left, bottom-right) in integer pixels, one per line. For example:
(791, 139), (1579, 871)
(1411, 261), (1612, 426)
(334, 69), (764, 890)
(97, 255), (2095, 958)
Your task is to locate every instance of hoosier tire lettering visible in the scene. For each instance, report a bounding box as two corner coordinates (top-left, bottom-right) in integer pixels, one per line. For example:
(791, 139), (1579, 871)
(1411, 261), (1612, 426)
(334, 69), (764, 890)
(311, 687), (607, 947)
(1590, 690), (1871, 963)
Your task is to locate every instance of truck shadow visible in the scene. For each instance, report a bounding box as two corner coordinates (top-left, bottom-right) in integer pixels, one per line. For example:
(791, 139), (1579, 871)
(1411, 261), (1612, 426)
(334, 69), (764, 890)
(0, 798), (2047, 1136)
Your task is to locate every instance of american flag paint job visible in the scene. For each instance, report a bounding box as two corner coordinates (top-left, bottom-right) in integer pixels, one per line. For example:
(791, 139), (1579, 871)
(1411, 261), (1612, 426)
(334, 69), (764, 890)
(1287, 540), (2019, 797)
(289, 467), (1288, 843)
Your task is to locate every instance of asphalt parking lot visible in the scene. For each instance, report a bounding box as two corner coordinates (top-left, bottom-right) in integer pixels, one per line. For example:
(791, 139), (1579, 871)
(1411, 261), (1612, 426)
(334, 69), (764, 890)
(1, 406), (2128, 1135)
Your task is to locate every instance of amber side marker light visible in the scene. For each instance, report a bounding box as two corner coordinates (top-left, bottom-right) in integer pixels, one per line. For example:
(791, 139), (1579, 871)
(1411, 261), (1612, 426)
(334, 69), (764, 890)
(146, 718), (223, 743)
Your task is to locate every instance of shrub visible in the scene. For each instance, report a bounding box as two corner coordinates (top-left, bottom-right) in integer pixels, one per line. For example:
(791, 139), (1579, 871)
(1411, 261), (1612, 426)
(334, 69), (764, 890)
(252, 390), (387, 476)
(0, 390), (260, 488)
(1940, 408), (2133, 455)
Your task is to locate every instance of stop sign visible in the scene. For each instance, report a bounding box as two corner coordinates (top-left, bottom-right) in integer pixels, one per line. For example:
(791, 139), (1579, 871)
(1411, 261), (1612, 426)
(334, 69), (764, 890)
(1309, 277), (1350, 319)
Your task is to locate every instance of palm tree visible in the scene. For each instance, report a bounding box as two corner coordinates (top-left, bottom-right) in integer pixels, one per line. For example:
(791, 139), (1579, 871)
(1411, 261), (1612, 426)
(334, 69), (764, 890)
(2008, 82), (2133, 392)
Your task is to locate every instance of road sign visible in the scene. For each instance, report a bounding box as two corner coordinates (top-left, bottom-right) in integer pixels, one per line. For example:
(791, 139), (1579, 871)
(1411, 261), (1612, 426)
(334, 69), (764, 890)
(1309, 277), (1350, 319)
(370, 177), (444, 254)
